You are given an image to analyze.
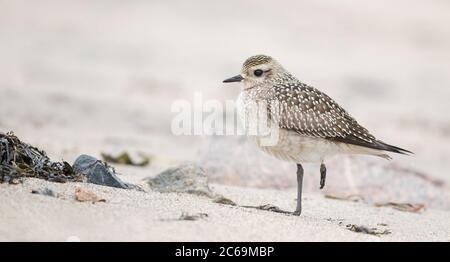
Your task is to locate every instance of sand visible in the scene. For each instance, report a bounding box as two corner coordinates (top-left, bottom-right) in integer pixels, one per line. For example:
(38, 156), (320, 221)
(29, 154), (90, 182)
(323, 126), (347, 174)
(1, 0), (450, 242)
(0, 177), (449, 242)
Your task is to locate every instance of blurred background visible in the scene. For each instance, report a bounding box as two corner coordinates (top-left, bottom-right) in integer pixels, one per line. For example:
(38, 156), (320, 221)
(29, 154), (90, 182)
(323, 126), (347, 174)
(1, 0), (449, 209)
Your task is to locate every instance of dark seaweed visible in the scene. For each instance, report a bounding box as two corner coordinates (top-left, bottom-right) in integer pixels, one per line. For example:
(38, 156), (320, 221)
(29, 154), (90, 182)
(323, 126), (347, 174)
(0, 132), (83, 184)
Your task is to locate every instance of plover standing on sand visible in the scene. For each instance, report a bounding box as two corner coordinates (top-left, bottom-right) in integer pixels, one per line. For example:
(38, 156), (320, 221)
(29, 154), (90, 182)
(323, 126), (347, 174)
(223, 55), (411, 216)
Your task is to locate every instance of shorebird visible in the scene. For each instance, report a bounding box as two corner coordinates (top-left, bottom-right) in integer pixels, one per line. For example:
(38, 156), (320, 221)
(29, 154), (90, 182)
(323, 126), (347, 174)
(223, 55), (411, 216)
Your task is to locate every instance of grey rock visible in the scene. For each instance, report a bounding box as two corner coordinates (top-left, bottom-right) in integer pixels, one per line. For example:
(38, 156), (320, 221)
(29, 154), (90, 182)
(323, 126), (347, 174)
(31, 187), (57, 197)
(178, 212), (208, 221)
(145, 163), (213, 197)
(73, 154), (142, 190)
(213, 196), (236, 206)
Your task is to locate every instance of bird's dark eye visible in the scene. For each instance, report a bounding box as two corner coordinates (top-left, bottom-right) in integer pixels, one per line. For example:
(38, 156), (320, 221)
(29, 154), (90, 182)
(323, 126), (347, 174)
(254, 69), (263, 77)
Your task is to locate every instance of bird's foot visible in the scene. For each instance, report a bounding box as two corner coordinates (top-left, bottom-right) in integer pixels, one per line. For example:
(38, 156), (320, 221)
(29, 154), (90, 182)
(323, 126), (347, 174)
(292, 210), (302, 216)
(320, 176), (325, 189)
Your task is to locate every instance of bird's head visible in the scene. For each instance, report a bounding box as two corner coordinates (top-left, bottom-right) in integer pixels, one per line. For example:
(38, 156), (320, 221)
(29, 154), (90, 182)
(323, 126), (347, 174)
(223, 55), (285, 90)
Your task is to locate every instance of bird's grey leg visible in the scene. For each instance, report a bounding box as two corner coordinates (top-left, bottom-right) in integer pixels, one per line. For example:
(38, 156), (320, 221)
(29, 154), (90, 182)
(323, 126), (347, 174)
(293, 163), (303, 216)
(320, 163), (326, 189)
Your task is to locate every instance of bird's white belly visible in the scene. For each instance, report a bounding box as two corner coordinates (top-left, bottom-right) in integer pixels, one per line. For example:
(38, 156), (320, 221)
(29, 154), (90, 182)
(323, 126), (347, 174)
(251, 129), (342, 163)
(236, 93), (342, 163)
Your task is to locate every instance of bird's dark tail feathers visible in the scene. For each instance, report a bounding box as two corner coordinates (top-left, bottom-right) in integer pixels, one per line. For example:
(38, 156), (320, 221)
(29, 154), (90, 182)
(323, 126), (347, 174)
(330, 135), (413, 155)
(373, 140), (413, 155)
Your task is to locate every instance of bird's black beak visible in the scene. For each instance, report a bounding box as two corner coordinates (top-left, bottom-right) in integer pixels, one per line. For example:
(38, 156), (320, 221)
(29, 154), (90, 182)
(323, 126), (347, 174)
(223, 75), (244, 83)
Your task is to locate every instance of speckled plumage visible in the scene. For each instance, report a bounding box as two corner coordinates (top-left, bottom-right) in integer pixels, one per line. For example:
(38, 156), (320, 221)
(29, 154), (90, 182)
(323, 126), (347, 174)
(234, 55), (411, 163)
(224, 54), (411, 215)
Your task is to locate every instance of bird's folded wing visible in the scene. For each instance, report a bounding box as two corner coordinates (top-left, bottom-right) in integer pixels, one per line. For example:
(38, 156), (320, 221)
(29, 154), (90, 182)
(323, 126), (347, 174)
(265, 82), (411, 154)
(267, 83), (376, 144)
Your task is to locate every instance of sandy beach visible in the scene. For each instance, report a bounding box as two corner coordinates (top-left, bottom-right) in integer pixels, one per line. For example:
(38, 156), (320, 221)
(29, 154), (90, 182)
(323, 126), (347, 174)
(1, 177), (449, 242)
(1, 0), (450, 242)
